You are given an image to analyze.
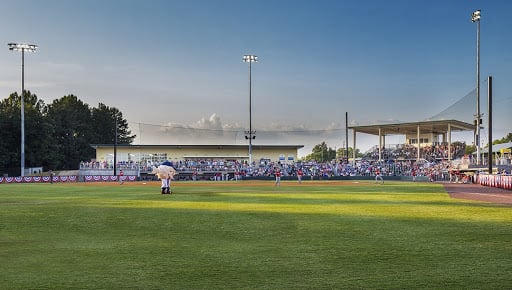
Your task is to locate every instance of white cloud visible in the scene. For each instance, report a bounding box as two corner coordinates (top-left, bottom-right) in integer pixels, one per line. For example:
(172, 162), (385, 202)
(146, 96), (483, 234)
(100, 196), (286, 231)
(130, 113), (359, 156)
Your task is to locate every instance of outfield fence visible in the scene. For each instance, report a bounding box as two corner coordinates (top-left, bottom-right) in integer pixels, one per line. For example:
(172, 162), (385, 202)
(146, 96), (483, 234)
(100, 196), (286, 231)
(0, 175), (135, 184)
(1, 173), (510, 192)
(0, 176), (77, 183)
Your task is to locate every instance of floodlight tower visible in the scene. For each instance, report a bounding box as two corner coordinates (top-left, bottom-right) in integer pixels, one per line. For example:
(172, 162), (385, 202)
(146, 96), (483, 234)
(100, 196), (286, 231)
(471, 9), (481, 165)
(8, 43), (38, 177)
(243, 54), (258, 165)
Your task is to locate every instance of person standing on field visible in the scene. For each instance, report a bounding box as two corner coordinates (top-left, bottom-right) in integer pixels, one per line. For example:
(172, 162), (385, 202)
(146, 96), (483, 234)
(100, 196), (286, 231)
(162, 176), (171, 194)
(297, 168), (303, 183)
(275, 168), (281, 187)
(49, 170), (54, 184)
(119, 170), (125, 185)
(375, 168), (384, 184)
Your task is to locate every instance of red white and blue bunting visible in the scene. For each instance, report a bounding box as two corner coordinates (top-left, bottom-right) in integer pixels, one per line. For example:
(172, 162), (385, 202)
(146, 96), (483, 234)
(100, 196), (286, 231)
(0, 175), (136, 184)
(0, 176), (76, 183)
(83, 176), (137, 182)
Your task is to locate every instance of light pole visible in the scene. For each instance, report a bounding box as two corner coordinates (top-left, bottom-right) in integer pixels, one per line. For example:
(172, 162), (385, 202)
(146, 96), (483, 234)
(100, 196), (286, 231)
(243, 54), (257, 165)
(8, 43), (38, 177)
(471, 9), (481, 165)
(114, 117), (118, 176)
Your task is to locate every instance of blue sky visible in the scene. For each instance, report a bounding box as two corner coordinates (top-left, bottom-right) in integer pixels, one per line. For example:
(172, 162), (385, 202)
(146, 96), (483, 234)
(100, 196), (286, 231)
(1, 0), (511, 153)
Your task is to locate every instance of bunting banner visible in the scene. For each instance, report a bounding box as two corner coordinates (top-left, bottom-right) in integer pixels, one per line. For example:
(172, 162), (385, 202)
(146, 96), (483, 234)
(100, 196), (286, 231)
(83, 175), (136, 182)
(1, 175), (136, 184)
(0, 176), (79, 184)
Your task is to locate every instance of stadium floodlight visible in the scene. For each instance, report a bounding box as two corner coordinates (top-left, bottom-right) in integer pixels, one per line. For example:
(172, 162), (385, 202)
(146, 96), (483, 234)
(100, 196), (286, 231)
(8, 43), (38, 52)
(471, 10), (481, 22)
(471, 10), (481, 164)
(8, 43), (38, 177)
(243, 55), (258, 63)
(243, 54), (258, 165)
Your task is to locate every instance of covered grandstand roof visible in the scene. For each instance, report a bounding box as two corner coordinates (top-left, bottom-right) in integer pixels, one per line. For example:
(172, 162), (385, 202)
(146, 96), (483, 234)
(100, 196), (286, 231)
(348, 119), (475, 136)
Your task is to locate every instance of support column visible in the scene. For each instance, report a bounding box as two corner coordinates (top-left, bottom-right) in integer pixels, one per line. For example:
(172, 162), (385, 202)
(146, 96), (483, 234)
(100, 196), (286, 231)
(352, 129), (357, 166)
(378, 128), (382, 161)
(488, 76), (493, 173)
(417, 125), (420, 162)
(382, 135), (386, 151)
(448, 123), (452, 161)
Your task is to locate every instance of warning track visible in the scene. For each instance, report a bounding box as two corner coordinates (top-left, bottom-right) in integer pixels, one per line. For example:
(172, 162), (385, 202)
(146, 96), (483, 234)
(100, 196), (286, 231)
(444, 182), (512, 206)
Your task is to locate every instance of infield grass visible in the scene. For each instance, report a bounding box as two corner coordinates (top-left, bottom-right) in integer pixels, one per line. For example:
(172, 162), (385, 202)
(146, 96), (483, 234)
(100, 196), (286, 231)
(1, 180), (511, 289)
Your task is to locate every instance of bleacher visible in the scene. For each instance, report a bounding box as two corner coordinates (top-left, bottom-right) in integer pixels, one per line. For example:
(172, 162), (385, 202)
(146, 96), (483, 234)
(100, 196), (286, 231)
(362, 142), (466, 162)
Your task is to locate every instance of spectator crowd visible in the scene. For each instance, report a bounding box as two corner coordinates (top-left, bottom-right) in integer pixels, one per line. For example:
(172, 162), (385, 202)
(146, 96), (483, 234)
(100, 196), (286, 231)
(79, 141), (493, 182)
(362, 142), (466, 162)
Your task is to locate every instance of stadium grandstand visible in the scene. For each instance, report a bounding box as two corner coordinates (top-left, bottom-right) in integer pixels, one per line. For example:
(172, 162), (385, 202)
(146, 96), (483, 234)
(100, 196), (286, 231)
(349, 119), (474, 162)
(79, 89), (511, 180)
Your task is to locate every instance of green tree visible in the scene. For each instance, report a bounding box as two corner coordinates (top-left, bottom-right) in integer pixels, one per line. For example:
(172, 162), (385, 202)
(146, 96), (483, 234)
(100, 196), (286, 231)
(336, 147), (362, 159)
(0, 91), (53, 174)
(465, 144), (476, 155)
(45, 95), (95, 170)
(493, 133), (512, 145)
(91, 103), (135, 145)
(23, 91), (55, 169)
(304, 142), (337, 162)
(0, 93), (22, 174)
(0, 92), (135, 173)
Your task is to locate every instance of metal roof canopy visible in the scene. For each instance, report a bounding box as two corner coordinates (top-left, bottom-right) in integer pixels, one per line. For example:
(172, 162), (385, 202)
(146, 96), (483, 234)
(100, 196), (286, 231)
(349, 120), (475, 136)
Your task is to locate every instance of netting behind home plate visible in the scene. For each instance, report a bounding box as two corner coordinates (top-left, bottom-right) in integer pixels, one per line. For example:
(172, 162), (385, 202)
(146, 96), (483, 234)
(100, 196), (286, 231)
(425, 89), (477, 123)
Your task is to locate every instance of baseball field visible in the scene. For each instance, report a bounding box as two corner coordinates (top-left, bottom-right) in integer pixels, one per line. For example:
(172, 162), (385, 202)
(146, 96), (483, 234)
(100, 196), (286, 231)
(1, 180), (511, 289)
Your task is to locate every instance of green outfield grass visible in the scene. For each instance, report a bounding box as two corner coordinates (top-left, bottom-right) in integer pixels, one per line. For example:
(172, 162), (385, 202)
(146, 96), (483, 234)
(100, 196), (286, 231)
(1, 181), (511, 289)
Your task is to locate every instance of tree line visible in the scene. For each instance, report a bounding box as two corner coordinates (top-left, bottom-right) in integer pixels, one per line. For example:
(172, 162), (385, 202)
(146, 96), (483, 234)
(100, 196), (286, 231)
(464, 133), (512, 156)
(0, 91), (134, 175)
(303, 141), (362, 162)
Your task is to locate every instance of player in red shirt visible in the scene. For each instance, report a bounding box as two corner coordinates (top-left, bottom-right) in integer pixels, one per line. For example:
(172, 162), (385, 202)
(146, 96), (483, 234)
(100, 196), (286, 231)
(119, 170), (125, 185)
(275, 168), (281, 187)
(297, 168), (303, 184)
(375, 168), (384, 184)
